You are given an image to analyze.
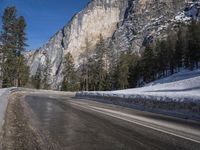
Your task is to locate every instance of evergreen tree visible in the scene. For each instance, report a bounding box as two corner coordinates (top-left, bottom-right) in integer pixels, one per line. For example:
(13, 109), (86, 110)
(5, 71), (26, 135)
(16, 16), (29, 86)
(154, 40), (163, 76)
(166, 32), (177, 75)
(175, 27), (185, 71)
(141, 44), (155, 82)
(106, 42), (116, 90)
(87, 56), (98, 91)
(61, 52), (78, 91)
(0, 7), (29, 87)
(186, 21), (200, 69)
(79, 38), (91, 91)
(94, 34), (107, 91)
(156, 40), (169, 77)
(117, 52), (129, 89)
(1, 7), (18, 87)
(18, 55), (29, 86)
(128, 52), (140, 88)
(32, 67), (42, 89)
(43, 55), (52, 89)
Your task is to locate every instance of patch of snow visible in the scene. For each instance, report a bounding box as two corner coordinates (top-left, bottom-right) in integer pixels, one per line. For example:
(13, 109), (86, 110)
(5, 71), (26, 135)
(77, 69), (200, 120)
(174, 12), (191, 23)
(0, 88), (16, 136)
(82, 69), (200, 103)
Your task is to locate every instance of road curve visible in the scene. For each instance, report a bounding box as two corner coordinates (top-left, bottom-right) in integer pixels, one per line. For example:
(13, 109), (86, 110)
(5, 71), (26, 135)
(2, 92), (200, 150)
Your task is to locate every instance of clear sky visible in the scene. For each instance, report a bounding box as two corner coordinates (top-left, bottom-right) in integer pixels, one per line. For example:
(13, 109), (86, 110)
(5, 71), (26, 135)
(0, 0), (90, 50)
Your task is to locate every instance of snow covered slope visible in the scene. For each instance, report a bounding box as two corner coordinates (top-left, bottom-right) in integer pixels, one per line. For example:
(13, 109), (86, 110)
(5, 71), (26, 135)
(77, 69), (200, 120)
(80, 69), (200, 103)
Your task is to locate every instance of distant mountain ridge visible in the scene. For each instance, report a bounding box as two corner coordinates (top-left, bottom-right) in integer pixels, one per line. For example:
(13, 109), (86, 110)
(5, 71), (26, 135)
(27, 0), (200, 89)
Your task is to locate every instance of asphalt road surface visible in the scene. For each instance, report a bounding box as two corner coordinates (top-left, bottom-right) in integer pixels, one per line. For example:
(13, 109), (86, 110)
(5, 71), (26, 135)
(2, 91), (200, 150)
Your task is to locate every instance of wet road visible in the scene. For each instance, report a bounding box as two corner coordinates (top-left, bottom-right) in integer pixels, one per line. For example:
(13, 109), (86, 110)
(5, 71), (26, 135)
(18, 92), (200, 150)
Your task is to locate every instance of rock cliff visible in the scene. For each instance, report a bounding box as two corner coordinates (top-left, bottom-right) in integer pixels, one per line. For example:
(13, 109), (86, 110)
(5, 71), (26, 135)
(27, 0), (200, 89)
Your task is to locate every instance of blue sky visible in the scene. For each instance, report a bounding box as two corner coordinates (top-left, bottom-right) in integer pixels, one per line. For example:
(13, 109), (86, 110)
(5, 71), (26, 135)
(0, 0), (90, 50)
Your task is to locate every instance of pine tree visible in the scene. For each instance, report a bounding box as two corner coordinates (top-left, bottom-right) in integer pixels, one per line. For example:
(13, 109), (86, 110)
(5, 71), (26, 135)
(94, 34), (107, 91)
(154, 40), (163, 76)
(106, 41), (120, 90)
(186, 21), (200, 69)
(18, 55), (29, 86)
(141, 44), (155, 83)
(16, 16), (29, 86)
(87, 56), (98, 91)
(32, 67), (42, 89)
(156, 40), (170, 77)
(1, 7), (18, 87)
(79, 38), (91, 91)
(128, 52), (140, 88)
(166, 32), (177, 75)
(117, 51), (130, 89)
(175, 27), (185, 71)
(61, 52), (78, 91)
(0, 7), (29, 88)
(43, 54), (52, 89)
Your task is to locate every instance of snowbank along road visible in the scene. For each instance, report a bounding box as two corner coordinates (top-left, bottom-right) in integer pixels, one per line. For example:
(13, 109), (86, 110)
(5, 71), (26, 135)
(77, 69), (200, 120)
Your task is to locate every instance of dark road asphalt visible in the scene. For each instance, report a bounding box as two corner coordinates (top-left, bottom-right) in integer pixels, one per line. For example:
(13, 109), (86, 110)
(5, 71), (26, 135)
(2, 92), (200, 150)
(25, 92), (200, 150)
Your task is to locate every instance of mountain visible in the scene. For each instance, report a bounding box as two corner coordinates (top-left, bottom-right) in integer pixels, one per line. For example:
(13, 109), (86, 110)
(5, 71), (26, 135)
(27, 0), (200, 90)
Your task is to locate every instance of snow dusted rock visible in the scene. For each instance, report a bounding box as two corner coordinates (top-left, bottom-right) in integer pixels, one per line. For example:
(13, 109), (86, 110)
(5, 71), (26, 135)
(112, 0), (186, 52)
(27, 0), (200, 89)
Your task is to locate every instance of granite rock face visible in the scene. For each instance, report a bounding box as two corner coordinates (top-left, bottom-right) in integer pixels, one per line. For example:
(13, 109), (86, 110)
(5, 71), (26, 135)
(28, 0), (129, 89)
(111, 0), (186, 53)
(27, 0), (200, 89)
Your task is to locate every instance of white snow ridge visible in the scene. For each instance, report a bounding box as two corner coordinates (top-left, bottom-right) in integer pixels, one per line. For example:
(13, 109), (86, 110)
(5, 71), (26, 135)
(77, 69), (200, 120)
(0, 88), (15, 134)
(80, 69), (200, 103)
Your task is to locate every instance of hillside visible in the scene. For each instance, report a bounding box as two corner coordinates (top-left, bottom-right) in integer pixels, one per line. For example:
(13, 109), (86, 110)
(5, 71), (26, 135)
(77, 69), (200, 120)
(26, 0), (200, 89)
(79, 69), (200, 102)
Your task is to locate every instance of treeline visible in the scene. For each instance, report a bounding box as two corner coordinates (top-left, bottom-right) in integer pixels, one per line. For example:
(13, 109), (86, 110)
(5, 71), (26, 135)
(61, 22), (200, 91)
(31, 54), (52, 90)
(77, 35), (141, 91)
(140, 22), (200, 83)
(0, 7), (29, 88)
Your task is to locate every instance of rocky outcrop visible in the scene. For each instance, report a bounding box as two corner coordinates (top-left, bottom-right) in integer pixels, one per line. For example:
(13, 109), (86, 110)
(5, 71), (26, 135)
(111, 0), (186, 53)
(28, 0), (129, 89)
(27, 0), (200, 89)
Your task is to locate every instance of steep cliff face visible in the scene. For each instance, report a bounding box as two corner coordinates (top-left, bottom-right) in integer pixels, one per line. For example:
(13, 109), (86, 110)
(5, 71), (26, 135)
(28, 0), (129, 89)
(111, 0), (186, 53)
(28, 0), (199, 89)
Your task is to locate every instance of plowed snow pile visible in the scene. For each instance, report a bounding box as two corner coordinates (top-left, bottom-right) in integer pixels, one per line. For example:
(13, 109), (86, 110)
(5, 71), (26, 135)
(81, 69), (200, 103)
(0, 89), (12, 132)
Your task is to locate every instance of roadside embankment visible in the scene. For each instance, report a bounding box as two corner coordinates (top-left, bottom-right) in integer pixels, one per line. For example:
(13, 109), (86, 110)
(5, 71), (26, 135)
(0, 88), (14, 133)
(76, 70), (200, 121)
(75, 92), (200, 121)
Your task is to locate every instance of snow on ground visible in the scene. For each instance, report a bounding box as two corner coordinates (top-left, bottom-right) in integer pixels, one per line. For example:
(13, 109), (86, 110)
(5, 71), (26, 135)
(0, 88), (15, 134)
(77, 69), (200, 120)
(81, 69), (200, 103)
